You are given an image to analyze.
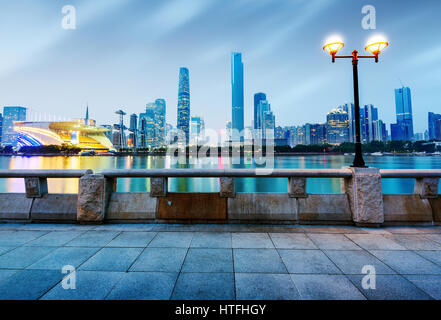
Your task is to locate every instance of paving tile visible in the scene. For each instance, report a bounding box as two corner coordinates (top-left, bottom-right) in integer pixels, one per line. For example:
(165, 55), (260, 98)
(232, 233), (274, 248)
(190, 232), (232, 248)
(307, 234), (361, 250)
(423, 234), (441, 245)
(383, 234), (441, 250)
(325, 250), (396, 275)
(0, 246), (55, 269)
(65, 231), (120, 247)
(235, 273), (300, 300)
(290, 274), (366, 300)
(41, 271), (125, 300)
(79, 247), (143, 271)
(369, 250), (441, 275)
(28, 247), (99, 270)
(0, 230), (48, 246)
(92, 224), (155, 232)
(106, 272), (178, 300)
(278, 249), (340, 274)
(0, 246), (14, 256)
(386, 227), (427, 234)
(269, 233), (317, 249)
(347, 275), (432, 300)
(300, 226), (366, 234)
(18, 224), (95, 231)
(130, 247), (187, 272)
(148, 232), (194, 248)
(404, 275), (441, 300)
(0, 269), (63, 300)
(233, 249), (287, 273)
(345, 234), (406, 250)
(172, 273), (235, 300)
(0, 269), (19, 283)
(24, 231), (85, 247)
(105, 232), (156, 247)
(414, 251), (441, 266)
(182, 249), (233, 273)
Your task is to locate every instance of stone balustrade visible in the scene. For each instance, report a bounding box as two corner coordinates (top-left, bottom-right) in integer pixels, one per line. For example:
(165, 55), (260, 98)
(0, 168), (439, 227)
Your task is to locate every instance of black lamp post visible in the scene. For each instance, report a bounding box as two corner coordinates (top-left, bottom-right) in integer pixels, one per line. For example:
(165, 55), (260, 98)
(323, 37), (389, 168)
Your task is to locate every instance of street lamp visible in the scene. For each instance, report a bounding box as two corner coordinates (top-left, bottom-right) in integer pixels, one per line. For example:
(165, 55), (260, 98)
(323, 35), (389, 167)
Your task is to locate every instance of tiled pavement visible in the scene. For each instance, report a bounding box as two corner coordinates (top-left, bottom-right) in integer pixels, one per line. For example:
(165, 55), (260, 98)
(0, 223), (441, 300)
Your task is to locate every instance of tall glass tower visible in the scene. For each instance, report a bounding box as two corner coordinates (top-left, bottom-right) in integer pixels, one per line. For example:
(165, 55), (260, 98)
(177, 67), (190, 144)
(394, 87), (414, 140)
(231, 52), (244, 142)
(254, 92), (266, 130)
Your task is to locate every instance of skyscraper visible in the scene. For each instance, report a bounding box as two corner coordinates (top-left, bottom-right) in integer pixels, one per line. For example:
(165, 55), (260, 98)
(1, 106), (27, 147)
(139, 99), (166, 148)
(177, 67), (190, 144)
(0, 113), (3, 145)
(190, 116), (204, 145)
(340, 103), (355, 142)
(428, 112), (441, 140)
(391, 87), (414, 141)
(231, 52), (244, 142)
(254, 93), (266, 130)
(326, 108), (349, 145)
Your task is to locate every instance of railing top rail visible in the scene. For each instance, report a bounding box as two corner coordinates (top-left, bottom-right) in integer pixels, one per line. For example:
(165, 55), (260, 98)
(0, 168), (440, 179)
(99, 168), (353, 178)
(0, 169), (92, 178)
(380, 169), (441, 178)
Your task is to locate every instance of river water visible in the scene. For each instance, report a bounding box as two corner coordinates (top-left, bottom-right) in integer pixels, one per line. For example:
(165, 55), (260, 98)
(0, 155), (440, 194)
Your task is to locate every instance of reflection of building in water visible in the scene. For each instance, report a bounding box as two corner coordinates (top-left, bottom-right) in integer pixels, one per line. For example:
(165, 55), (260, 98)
(13, 120), (115, 151)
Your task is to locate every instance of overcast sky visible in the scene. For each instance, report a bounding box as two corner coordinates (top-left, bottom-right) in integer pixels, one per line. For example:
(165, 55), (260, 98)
(0, 0), (440, 134)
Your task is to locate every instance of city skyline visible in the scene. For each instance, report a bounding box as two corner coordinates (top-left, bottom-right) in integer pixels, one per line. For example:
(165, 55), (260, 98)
(0, 0), (440, 134)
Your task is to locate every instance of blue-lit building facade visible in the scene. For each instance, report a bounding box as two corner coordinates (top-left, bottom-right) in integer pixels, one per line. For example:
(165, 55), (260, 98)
(391, 87), (414, 141)
(428, 112), (441, 140)
(1, 106), (27, 147)
(139, 99), (166, 148)
(231, 52), (244, 142)
(0, 113), (3, 145)
(253, 93), (266, 131)
(177, 67), (190, 144)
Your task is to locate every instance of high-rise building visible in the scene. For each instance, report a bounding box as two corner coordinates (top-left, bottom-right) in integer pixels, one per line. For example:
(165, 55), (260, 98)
(254, 93), (266, 130)
(177, 67), (190, 144)
(372, 120), (387, 142)
(391, 87), (414, 141)
(129, 113), (138, 148)
(231, 52), (244, 142)
(0, 113), (3, 144)
(2, 106), (27, 147)
(428, 112), (441, 140)
(190, 116), (203, 145)
(340, 103), (355, 142)
(139, 99), (166, 148)
(436, 119), (441, 141)
(326, 108), (349, 145)
(155, 99), (166, 147)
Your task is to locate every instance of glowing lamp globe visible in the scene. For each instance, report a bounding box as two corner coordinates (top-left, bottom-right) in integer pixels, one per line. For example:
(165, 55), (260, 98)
(365, 35), (389, 55)
(323, 35), (344, 55)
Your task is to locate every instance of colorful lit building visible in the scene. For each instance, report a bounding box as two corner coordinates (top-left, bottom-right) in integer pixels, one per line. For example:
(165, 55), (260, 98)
(13, 120), (115, 151)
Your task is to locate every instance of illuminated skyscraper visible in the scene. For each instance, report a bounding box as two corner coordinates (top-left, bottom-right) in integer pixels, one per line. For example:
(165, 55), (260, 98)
(254, 93), (266, 130)
(326, 108), (349, 145)
(177, 67), (190, 144)
(139, 99), (166, 148)
(0, 113), (3, 144)
(231, 52), (244, 142)
(391, 87), (414, 141)
(2, 106), (26, 147)
(428, 112), (441, 140)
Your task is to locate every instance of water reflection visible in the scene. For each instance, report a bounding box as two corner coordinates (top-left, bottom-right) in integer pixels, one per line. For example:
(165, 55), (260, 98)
(0, 155), (440, 194)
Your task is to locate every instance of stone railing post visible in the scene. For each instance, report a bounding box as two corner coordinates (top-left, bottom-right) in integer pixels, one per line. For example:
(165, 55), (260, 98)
(414, 178), (439, 199)
(150, 177), (168, 197)
(77, 172), (110, 224)
(288, 177), (307, 198)
(25, 177), (48, 198)
(220, 177), (235, 198)
(343, 167), (384, 227)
